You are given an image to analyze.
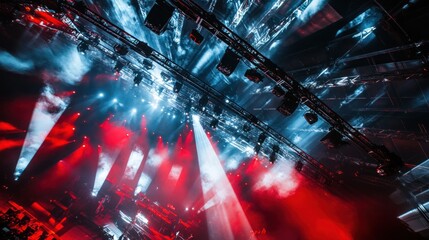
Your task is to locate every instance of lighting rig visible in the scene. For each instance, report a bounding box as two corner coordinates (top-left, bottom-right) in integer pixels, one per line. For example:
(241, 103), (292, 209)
(161, 0), (403, 176)
(10, 0), (340, 185)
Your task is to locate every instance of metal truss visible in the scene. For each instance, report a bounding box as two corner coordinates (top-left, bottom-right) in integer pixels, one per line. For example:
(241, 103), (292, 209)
(165, 0), (403, 172)
(48, 1), (335, 181)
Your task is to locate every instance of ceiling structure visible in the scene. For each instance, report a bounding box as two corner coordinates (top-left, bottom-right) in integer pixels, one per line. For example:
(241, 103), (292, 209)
(47, 0), (429, 184)
(0, 0), (429, 238)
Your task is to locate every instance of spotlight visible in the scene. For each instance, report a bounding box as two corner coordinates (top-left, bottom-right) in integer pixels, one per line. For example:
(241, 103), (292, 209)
(210, 119), (219, 129)
(320, 128), (348, 148)
(133, 72), (143, 86)
(216, 48), (240, 76)
(242, 124), (251, 132)
(213, 105), (223, 115)
(304, 112), (318, 125)
(114, 61), (124, 74)
(190, 29), (204, 45)
(277, 91), (300, 116)
(98, 93), (104, 98)
(114, 44), (128, 56)
(245, 69), (263, 83)
(257, 133), (266, 144)
(198, 95), (209, 111)
(144, 0), (175, 35)
(143, 59), (154, 70)
(254, 144), (261, 154)
(268, 145), (280, 164)
(173, 81), (183, 93)
(269, 152), (276, 163)
(135, 41), (153, 57)
(272, 145), (280, 153)
(131, 108), (137, 114)
(272, 85), (285, 97)
(77, 41), (89, 54)
(113, 98), (118, 103)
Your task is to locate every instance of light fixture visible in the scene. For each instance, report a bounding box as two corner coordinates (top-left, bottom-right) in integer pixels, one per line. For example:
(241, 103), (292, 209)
(320, 128), (347, 148)
(133, 72), (143, 86)
(272, 85), (285, 97)
(242, 124), (251, 132)
(114, 60), (124, 74)
(254, 144), (261, 154)
(213, 105), (222, 115)
(277, 91), (300, 116)
(144, 0), (175, 35)
(257, 133), (266, 145)
(304, 112), (318, 125)
(269, 153), (276, 163)
(190, 29), (204, 45)
(198, 95), (209, 111)
(245, 69), (263, 83)
(77, 41), (89, 54)
(210, 119), (219, 129)
(269, 145), (280, 164)
(173, 81), (183, 93)
(114, 44), (128, 56)
(216, 48), (240, 76)
(143, 59), (154, 70)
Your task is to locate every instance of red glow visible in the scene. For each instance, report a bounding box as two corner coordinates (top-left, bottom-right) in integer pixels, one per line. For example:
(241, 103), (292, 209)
(0, 139), (24, 151)
(0, 121), (24, 133)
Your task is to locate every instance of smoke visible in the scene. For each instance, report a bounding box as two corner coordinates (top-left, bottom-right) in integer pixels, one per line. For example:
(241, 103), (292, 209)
(0, 51), (34, 73)
(253, 160), (299, 198)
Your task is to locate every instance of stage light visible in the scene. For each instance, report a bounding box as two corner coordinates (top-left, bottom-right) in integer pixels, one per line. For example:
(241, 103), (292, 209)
(77, 41), (89, 54)
(113, 98), (118, 103)
(113, 44), (128, 56)
(144, 0), (175, 35)
(242, 124), (251, 132)
(277, 91), (300, 116)
(133, 72), (143, 86)
(114, 60), (124, 74)
(216, 48), (240, 76)
(272, 144), (280, 153)
(143, 59), (154, 70)
(254, 144), (261, 154)
(198, 95), (209, 111)
(213, 105), (223, 115)
(272, 85), (285, 97)
(304, 112), (318, 124)
(190, 29), (204, 45)
(257, 133), (266, 145)
(173, 81), (183, 93)
(320, 128), (348, 148)
(131, 108), (137, 114)
(210, 119), (219, 129)
(98, 93), (104, 98)
(244, 68), (263, 83)
(269, 153), (276, 163)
